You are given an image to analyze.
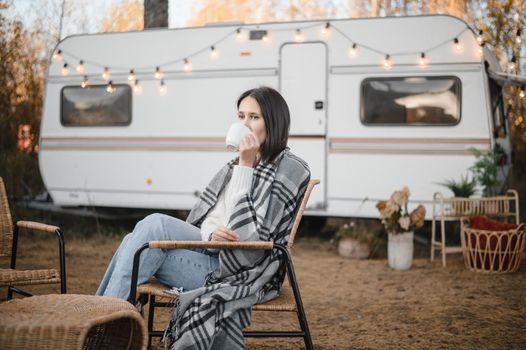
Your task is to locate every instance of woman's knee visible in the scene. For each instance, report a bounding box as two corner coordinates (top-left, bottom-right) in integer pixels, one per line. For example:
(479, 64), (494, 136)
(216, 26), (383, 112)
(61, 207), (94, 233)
(133, 213), (168, 239)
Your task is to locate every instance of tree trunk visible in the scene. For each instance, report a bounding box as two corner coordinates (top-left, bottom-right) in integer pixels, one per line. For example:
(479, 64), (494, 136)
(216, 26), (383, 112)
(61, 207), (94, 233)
(144, 0), (168, 29)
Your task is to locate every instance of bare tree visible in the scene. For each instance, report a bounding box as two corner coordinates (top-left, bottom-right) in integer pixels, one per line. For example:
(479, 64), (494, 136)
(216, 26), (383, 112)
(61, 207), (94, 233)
(144, 0), (168, 29)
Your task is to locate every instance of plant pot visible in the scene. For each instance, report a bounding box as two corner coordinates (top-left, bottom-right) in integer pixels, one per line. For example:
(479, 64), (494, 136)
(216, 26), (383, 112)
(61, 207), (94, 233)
(338, 237), (370, 259)
(387, 231), (414, 270)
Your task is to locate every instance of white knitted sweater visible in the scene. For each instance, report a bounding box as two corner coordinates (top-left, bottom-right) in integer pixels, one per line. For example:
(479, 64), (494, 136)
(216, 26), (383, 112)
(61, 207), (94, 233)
(199, 165), (254, 241)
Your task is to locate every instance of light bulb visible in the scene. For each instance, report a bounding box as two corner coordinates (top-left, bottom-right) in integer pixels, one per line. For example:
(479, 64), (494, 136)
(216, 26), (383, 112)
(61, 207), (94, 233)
(106, 80), (115, 93)
(520, 87), (525, 99)
(81, 76), (89, 88)
(76, 60), (84, 74)
(454, 38), (462, 51)
(154, 67), (164, 80)
(61, 63), (69, 76)
(383, 54), (392, 69)
(53, 49), (63, 62)
(262, 32), (269, 42)
(210, 46), (219, 58)
(159, 80), (167, 95)
(294, 29), (304, 42)
(478, 42), (485, 55)
(133, 79), (141, 94)
(321, 22), (330, 35)
(476, 30), (483, 44)
(236, 28), (243, 40)
(128, 69), (136, 81)
(516, 29), (522, 44)
(183, 58), (192, 72)
(419, 52), (427, 67)
(102, 67), (110, 81)
(348, 43), (358, 57)
(509, 56), (517, 72)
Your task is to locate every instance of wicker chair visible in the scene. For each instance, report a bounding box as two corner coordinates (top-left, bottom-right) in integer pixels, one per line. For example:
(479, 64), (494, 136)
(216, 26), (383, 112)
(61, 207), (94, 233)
(129, 179), (320, 350)
(431, 190), (520, 267)
(0, 294), (147, 350)
(0, 177), (66, 299)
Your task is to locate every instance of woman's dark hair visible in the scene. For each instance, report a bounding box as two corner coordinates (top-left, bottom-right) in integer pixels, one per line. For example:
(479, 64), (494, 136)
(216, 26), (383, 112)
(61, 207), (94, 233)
(237, 86), (290, 163)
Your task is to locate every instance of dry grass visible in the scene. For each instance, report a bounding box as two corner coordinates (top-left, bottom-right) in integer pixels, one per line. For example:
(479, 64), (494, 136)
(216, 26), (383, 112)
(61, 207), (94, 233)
(1, 232), (525, 349)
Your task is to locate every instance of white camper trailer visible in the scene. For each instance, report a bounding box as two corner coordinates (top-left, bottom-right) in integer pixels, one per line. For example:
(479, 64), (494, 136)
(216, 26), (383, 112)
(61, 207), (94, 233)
(40, 15), (517, 218)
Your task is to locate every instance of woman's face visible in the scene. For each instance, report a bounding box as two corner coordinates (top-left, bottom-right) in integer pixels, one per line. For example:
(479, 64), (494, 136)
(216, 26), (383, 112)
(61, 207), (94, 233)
(238, 96), (267, 145)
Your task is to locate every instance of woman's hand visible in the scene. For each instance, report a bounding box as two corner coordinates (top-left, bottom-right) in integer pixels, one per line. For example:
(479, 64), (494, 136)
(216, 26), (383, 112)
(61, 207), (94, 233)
(210, 226), (240, 242)
(238, 132), (260, 167)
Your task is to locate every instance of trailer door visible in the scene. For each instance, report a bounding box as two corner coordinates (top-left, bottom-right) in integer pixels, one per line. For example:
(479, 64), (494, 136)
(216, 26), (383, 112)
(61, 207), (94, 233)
(280, 42), (327, 209)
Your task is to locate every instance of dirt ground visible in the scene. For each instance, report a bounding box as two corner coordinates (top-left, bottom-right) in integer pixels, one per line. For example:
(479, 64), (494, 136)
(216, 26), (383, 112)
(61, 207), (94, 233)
(2, 232), (525, 350)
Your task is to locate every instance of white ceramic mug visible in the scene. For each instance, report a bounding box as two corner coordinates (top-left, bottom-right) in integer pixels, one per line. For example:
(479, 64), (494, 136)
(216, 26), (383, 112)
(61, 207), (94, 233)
(225, 123), (251, 151)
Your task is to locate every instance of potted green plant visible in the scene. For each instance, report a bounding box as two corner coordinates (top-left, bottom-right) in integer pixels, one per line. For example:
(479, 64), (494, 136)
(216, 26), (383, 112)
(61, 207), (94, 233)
(469, 146), (506, 197)
(335, 221), (378, 259)
(437, 174), (477, 215)
(438, 174), (477, 198)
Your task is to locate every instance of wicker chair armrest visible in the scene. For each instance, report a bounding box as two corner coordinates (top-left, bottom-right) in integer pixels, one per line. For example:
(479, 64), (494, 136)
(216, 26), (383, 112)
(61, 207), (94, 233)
(148, 240), (273, 250)
(16, 220), (60, 234)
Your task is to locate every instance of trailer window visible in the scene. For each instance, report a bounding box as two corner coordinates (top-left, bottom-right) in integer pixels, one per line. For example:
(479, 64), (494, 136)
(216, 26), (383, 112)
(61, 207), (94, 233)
(61, 85), (132, 126)
(361, 76), (461, 125)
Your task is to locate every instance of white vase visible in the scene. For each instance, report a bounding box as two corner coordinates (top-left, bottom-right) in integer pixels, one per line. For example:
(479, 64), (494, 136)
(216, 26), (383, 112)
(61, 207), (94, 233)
(387, 231), (414, 270)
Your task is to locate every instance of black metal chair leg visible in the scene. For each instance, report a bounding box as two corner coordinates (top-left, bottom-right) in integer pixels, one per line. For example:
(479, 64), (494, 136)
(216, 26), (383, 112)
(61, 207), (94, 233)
(276, 244), (314, 350)
(148, 295), (156, 349)
(56, 228), (67, 294)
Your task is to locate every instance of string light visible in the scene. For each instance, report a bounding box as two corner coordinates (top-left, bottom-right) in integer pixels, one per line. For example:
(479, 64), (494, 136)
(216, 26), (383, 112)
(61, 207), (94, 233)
(128, 69), (136, 81)
(210, 46), (219, 58)
(159, 80), (167, 95)
(516, 29), (522, 44)
(183, 58), (192, 72)
(133, 79), (142, 94)
(453, 38), (462, 51)
(520, 86), (525, 99)
(382, 54), (392, 69)
(348, 43), (358, 57)
(106, 80), (115, 93)
(102, 67), (111, 81)
(154, 67), (164, 79)
(76, 60), (84, 74)
(81, 75), (89, 88)
(56, 22), (510, 88)
(321, 22), (331, 35)
(476, 30), (483, 45)
(236, 28), (243, 40)
(418, 52), (427, 67)
(53, 49), (63, 62)
(509, 56), (516, 72)
(294, 29), (304, 42)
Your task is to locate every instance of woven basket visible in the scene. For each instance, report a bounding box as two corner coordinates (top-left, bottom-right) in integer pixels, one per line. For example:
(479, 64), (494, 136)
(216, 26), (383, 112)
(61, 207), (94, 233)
(461, 222), (525, 273)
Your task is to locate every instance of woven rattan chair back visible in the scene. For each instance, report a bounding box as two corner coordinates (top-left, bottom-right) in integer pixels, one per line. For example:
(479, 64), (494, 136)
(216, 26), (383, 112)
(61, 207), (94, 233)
(286, 179), (320, 250)
(0, 177), (14, 257)
(0, 176), (67, 299)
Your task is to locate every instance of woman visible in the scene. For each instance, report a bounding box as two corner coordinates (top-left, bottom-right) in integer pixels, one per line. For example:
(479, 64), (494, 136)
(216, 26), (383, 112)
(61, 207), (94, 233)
(97, 86), (310, 349)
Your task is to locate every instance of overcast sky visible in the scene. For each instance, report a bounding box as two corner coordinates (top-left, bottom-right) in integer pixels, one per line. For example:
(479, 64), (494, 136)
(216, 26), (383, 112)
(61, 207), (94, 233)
(5, 0), (194, 33)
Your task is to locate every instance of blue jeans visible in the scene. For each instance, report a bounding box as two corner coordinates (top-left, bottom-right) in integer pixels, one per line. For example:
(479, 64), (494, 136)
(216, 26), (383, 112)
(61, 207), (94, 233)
(96, 213), (219, 300)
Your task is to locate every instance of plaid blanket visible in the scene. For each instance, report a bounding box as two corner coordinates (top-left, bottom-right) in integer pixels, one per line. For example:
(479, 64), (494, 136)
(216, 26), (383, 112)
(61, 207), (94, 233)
(166, 148), (310, 349)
